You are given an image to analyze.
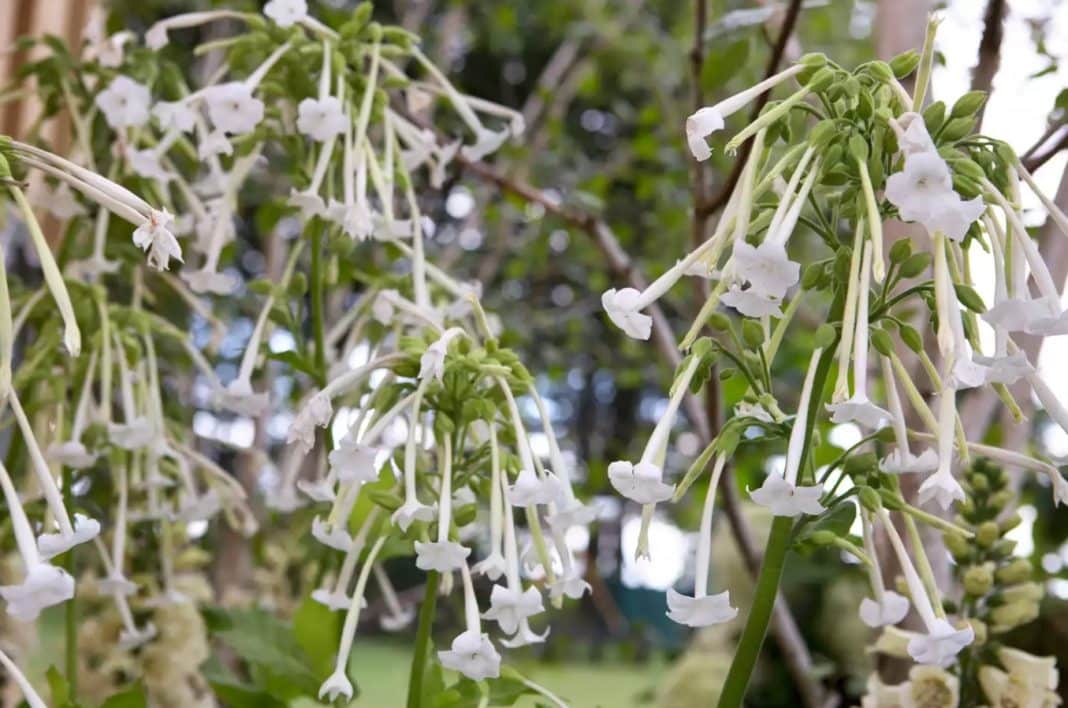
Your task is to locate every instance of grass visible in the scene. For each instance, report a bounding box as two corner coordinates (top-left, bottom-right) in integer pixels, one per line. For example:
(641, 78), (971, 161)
(343, 640), (664, 707)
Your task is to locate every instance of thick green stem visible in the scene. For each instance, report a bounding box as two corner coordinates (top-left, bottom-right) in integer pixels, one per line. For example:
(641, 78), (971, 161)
(716, 309), (840, 708)
(406, 571), (440, 708)
(715, 514), (794, 708)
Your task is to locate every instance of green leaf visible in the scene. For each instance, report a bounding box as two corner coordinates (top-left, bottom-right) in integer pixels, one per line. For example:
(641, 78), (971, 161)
(292, 597), (341, 678)
(211, 607), (320, 695)
(267, 350), (320, 379)
(45, 666), (72, 707)
(100, 683), (149, 708)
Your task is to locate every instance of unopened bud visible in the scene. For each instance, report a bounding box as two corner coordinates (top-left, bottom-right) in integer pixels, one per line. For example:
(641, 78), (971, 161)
(962, 564), (994, 596)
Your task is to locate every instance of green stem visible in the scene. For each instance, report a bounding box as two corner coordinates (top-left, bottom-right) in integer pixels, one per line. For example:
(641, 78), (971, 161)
(406, 571), (440, 708)
(716, 313), (840, 708)
(62, 465), (77, 700)
(715, 514), (794, 708)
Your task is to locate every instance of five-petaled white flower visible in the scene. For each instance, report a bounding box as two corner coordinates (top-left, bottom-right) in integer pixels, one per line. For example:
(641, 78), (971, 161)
(730, 240), (800, 300)
(666, 588), (738, 628)
(264, 0), (308, 27)
(917, 467), (966, 510)
(907, 618), (975, 667)
(152, 101), (197, 133)
(720, 284), (783, 318)
(748, 472), (825, 517)
(414, 540), (471, 572)
(482, 584), (544, 635)
(438, 630), (501, 681)
(607, 461), (674, 504)
(297, 97), (347, 142)
(133, 208), (183, 270)
(884, 151), (983, 241)
(95, 76), (151, 129)
(203, 82), (265, 135)
(859, 591), (910, 628)
(880, 448), (939, 475)
(507, 468), (559, 507)
(328, 435), (382, 483)
(601, 288), (653, 340)
(0, 563), (75, 621)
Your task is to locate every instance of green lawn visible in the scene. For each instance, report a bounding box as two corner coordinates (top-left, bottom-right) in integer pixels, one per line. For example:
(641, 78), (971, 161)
(342, 640), (665, 707)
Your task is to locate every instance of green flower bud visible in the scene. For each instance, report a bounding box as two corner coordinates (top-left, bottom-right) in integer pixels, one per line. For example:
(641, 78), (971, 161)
(941, 117), (976, 142)
(865, 61), (895, 83)
(848, 134), (869, 162)
(691, 337), (714, 359)
(742, 320), (765, 349)
(951, 91), (987, 118)
(857, 486), (882, 512)
(809, 120), (838, 150)
(889, 50), (921, 79)
(963, 563), (995, 597)
(976, 521), (1000, 548)
(1001, 582), (1044, 605)
(707, 312), (731, 331)
(944, 532), (971, 561)
(968, 617), (988, 646)
(991, 539), (1017, 559)
(999, 512), (1022, 534)
(807, 68), (836, 92)
(898, 323), (924, 353)
(950, 158), (986, 182)
(801, 262), (826, 290)
(888, 238), (912, 264)
(870, 328), (894, 357)
(799, 52), (828, 68)
(814, 324), (837, 349)
(809, 530), (838, 546)
(988, 489), (1013, 510)
(922, 101), (946, 135)
(995, 559), (1033, 585)
(990, 601), (1039, 633)
(899, 252), (931, 278)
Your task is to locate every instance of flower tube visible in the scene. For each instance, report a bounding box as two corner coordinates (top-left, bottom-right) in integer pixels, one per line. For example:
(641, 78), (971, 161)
(666, 454), (738, 627)
(826, 243), (890, 429)
(878, 508), (973, 666)
(750, 347), (826, 517)
(318, 534), (388, 703)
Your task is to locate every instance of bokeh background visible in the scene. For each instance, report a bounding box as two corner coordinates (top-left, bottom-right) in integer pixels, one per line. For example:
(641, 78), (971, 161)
(2, 1), (1068, 706)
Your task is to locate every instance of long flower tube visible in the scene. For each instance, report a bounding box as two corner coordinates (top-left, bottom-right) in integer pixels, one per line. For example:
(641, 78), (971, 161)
(749, 347), (826, 518)
(0, 460), (74, 620)
(666, 454), (738, 627)
(826, 242), (889, 430)
(472, 423), (506, 580)
(0, 648), (47, 708)
(496, 378), (557, 581)
(831, 225), (864, 402)
(8, 184), (80, 355)
(857, 509), (909, 627)
(877, 508), (973, 666)
(313, 507), (382, 611)
(318, 534), (388, 703)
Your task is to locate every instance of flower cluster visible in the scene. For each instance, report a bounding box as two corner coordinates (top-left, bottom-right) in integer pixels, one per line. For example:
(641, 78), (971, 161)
(0, 2), (577, 705)
(602, 15), (1066, 690)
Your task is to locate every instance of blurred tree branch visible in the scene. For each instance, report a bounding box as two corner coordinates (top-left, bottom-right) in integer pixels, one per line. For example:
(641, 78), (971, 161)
(696, 0), (804, 219)
(971, 0), (1005, 123)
